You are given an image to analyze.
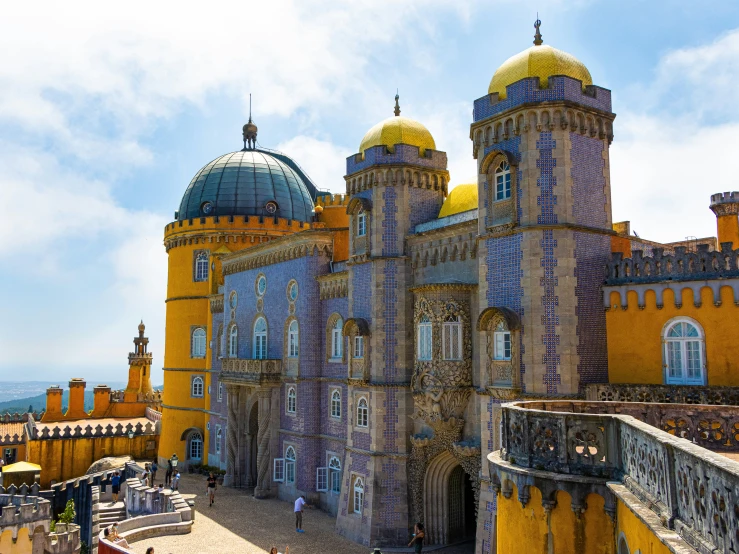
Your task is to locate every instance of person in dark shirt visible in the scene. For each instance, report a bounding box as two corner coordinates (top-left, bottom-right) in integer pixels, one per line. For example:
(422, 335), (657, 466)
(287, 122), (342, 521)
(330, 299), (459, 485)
(111, 471), (121, 504)
(165, 460), (173, 487)
(207, 472), (217, 506)
(408, 522), (425, 553)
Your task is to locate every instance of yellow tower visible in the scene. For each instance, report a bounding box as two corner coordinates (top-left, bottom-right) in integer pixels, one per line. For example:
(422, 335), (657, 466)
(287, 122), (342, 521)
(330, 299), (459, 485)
(157, 121), (335, 467)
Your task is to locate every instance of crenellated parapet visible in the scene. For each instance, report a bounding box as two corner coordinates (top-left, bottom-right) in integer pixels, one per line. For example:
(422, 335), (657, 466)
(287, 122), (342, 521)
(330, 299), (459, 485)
(315, 193), (349, 208)
(0, 412), (44, 423)
(28, 420), (156, 440)
(710, 191), (739, 216)
(44, 522), (81, 554)
(163, 215), (321, 252)
(0, 494), (51, 539)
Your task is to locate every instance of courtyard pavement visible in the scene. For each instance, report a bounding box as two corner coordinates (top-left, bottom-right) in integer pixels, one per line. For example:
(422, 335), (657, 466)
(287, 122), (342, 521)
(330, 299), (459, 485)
(129, 473), (475, 554)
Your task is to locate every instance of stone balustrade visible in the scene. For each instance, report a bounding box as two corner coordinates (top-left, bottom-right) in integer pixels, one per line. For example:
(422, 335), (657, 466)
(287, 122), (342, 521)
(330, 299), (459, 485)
(0, 411), (44, 423)
(27, 419), (157, 440)
(494, 400), (739, 553)
(585, 383), (739, 406)
(220, 358), (282, 385)
(124, 478), (192, 522)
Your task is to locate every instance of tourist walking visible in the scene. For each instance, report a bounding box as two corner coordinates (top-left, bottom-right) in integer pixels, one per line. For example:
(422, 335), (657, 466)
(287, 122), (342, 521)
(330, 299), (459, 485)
(294, 495), (309, 533)
(150, 460), (158, 483)
(171, 471), (180, 491)
(270, 546), (289, 554)
(165, 460), (173, 487)
(206, 472), (217, 506)
(111, 471), (121, 504)
(408, 522), (425, 553)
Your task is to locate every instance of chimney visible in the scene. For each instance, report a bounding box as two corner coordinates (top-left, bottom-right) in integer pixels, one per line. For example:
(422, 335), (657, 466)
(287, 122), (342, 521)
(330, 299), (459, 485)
(91, 385), (112, 417)
(710, 192), (739, 249)
(40, 386), (64, 422)
(65, 378), (88, 419)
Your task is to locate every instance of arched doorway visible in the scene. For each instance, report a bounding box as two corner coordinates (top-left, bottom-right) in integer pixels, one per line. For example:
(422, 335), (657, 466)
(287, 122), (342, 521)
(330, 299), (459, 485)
(424, 451), (476, 545)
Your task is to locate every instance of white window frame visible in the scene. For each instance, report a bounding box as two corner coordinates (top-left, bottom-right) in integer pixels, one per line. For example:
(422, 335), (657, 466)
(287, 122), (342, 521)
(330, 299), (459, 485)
(229, 325), (238, 358)
(217, 382), (223, 402)
(191, 327), (207, 358)
(330, 389), (341, 419)
(353, 476), (364, 514)
(316, 466), (328, 492)
(357, 212), (367, 237)
(417, 316), (432, 361)
(273, 458), (285, 482)
(215, 426), (222, 454)
(663, 318), (706, 385)
(331, 318), (343, 359)
(189, 432), (203, 460)
(288, 320), (299, 358)
(495, 161), (511, 201)
(254, 317), (267, 359)
(286, 386), (297, 414)
(353, 336), (364, 359)
(285, 446), (296, 484)
(356, 396), (369, 428)
(195, 252), (209, 282)
(329, 456), (342, 494)
(493, 321), (512, 361)
(442, 316), (462, 361)
(192, 376), (204, 398)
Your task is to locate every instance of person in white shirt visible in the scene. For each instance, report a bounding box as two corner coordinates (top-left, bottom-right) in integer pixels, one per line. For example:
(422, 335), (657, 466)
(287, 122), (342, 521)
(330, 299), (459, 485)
(294, 495), (310, 533)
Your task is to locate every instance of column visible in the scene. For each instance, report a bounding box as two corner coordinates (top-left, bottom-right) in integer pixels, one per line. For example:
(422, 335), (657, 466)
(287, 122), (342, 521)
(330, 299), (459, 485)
(224, 385), (240, 487)
(254, 388), (273, 498)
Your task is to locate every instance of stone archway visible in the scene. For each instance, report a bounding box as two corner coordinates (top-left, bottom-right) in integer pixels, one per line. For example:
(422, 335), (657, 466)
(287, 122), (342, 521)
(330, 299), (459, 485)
(423, 451), (475, 545)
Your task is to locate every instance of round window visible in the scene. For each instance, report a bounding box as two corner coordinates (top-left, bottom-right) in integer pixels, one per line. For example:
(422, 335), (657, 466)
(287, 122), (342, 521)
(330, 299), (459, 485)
(256, 275), (267, 296)
(288, 281), (298, 302)
(201, 201), (214, 215)
(265, 201), (278, 214)
(229, 291), (238, 309)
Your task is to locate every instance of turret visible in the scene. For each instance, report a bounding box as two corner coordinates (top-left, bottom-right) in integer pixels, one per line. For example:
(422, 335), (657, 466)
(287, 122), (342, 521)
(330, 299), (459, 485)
(125, 321), (153, 402)
(65, 378), (88, 419)
(710, 191), (739, 248)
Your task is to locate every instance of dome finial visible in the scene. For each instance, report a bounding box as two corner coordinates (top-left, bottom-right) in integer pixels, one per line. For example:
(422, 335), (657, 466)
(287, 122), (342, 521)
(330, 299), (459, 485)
(394, 90), (401, 117)
(533, 15), (543, 46)
(243, 93), (258, 150)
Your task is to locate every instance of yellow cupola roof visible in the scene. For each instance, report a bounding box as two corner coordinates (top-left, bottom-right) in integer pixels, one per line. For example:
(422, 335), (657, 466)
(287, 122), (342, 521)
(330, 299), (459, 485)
(488, 19), (592, 100)
(438, 183), (478, 218)
(359, 94), (436, 157)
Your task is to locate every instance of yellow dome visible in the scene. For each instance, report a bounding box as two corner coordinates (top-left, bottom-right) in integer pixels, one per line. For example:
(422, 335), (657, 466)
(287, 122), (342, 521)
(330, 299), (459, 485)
(488, 44), (592, 99)
(439, 184), (478, 218)
(359, 115), (436, 157)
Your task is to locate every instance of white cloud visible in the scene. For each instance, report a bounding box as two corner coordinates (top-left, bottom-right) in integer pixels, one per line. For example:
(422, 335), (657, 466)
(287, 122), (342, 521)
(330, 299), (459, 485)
(275, 136), (350, 193)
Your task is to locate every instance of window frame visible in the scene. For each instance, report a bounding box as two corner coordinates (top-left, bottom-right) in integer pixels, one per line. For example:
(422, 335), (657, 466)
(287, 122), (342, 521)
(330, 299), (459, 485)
(217, 382), (223, 402)
(494, 161), (512, 201)
(356, 396), (369, 428)
(357, 212), (367, 237)
(352, 476), (364, 514)
(273, 458), (285, 482)
(191, 327), (207, 358)
(493, 320), (512, 361)
(329, 456), (342, 494)
(215, 426), (222, 454)
(288, 320), (299, 358)
(663, 317), (706, 385)
(285, 446), (296, 484)
(417, 315), (433, 361)
(228, 325), (238, 358)
(286, 386), (297, 414)
(442, 315), (463, 361)
(189, 432), (203, 460)
(353, 336), (364, 359)
(331, 318), (344, 359)
(330, 388), (342, 419)
(253, 317), (268, 360)
(191, 376), (204, 398)
(194, 252), (209, 282)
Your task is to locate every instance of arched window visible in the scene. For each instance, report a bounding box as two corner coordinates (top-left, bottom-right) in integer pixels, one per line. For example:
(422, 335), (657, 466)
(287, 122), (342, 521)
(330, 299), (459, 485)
(353, 476), (364, 513)
(357, 212), (367, 237)
(288, 320), (299, 358)
(329, 456), (342, 494)
(618, 534), (630, 554)
(494, 320), (511, 361)
(189, 432), (203, 460)
(192, 376), (204, 397)
(331, 318), (343, 359)
(664, 318), (705, 385)
(442, 315), (462, 360)
(195, 252), (209, 282)
(417, 315), (432, 361)
(229, 325), (238, 358)
(191, 327), (206, 358)
(495, 161), (511, 201)
(215, 427), (222, 454)
(254, 317), (267, 359)
(287, 386), (297, 414)
(285, 446), (296, 484)
(330, 389), (341, 418)
(356, 396), (368, 427)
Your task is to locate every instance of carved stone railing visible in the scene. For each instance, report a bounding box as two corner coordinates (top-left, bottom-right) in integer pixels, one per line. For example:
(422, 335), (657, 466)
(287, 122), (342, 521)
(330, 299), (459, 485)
(28, 420), (157, 440)
(1, 411), (44, 422)
(220, 358), (282, 385)
(494, 400), (739, 553)
(585, 383), (739, 406)
(606, 243), (739, 285)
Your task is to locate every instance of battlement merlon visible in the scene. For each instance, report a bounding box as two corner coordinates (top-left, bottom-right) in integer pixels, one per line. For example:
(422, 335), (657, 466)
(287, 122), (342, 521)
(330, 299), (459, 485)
(710, 191), (739, 216)
(315, 193), (350, 207)
(472, 75), (613, 123)
(345, 143), (448, 176)
(0, 495), (52, 537)
(164, 214), (319, 238)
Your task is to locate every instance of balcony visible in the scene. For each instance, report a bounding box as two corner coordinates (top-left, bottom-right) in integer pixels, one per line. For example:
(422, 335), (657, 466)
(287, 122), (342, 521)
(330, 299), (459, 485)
(220, 358), (282, 385)
(585, 383), (739, 405)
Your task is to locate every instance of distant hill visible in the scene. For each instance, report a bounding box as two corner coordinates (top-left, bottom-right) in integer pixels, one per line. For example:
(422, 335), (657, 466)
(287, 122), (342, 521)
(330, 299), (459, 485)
(0, 386), (163, 416)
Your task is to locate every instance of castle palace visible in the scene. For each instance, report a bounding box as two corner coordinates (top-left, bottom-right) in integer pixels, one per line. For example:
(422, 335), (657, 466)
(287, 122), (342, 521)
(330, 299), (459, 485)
(156, 21), (739, 552)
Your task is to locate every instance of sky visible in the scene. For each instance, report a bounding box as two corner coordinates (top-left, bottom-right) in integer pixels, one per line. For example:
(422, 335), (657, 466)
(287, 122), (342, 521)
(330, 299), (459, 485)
(1, 0), (738, 384)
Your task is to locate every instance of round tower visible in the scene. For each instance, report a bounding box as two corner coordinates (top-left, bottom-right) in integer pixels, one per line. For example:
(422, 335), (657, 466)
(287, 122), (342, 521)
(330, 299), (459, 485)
(710, 191), (739, 248)
(157, 123), (326, 468)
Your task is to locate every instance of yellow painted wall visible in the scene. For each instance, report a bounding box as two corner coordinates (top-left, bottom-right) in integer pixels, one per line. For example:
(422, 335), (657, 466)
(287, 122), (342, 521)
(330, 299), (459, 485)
(616, 498), (672, 554)
(607, 286), (739, 385)
(0, 527), (36, 554)
(26, 434), (158, 487)
(716, 214), (739, 249)
(496, 485), (615, 554)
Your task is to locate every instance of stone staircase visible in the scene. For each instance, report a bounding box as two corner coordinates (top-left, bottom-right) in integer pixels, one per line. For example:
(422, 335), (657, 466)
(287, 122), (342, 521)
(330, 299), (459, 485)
(98, 501), (127, 528)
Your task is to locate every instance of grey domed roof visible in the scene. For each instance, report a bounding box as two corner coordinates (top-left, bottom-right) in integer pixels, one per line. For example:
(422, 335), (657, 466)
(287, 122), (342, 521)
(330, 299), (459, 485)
(177, 149), (319, 222)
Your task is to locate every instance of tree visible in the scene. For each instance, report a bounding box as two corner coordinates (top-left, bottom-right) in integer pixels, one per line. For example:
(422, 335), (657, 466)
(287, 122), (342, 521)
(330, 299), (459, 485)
(51, 499), (76, 532)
